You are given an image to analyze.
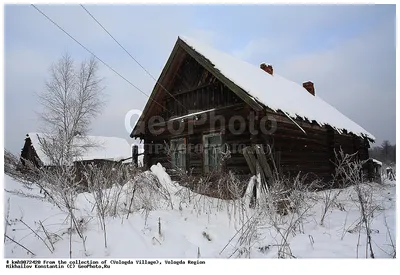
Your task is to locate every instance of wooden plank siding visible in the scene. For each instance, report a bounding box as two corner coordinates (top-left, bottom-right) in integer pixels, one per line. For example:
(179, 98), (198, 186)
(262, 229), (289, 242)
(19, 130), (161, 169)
(143, 101), (254, 177)
(252, 111), (330, 182)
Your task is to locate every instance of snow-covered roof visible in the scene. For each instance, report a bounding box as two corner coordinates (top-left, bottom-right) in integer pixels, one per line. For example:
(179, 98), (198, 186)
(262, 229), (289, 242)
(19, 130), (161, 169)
(72, 135), (131, 162)
(179, 36), (375, 140)
(27, 133), (52, 166)
(371, 158), (383, 166)
(27, 133), (131, 165)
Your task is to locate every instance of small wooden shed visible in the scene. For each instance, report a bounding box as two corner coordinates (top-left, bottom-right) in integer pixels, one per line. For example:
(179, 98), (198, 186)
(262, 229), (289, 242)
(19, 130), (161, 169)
(20, 133), (132, 188)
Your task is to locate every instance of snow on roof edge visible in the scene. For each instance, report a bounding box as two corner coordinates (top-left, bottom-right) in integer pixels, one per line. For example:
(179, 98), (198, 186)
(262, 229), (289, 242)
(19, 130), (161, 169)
(371, 158), (383, 166)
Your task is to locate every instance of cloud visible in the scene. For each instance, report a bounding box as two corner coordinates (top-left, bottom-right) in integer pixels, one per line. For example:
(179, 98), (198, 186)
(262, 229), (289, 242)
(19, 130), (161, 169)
(4, 5), (396, 155)
(215, 8), (396, 146)
(277, 18), (396, 145)
(231, 37), (298, 65)
(4, 5), (219, 154)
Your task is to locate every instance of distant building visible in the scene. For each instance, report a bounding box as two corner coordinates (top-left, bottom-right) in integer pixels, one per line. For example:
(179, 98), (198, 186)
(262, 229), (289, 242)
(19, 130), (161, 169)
(21, 132), (132, 167)
(20, 132), (133, 189)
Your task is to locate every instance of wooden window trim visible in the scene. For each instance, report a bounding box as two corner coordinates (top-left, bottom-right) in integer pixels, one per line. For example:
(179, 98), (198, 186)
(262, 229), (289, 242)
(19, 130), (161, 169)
(170, 137), (187, 171)
(203, 132), (222, 174)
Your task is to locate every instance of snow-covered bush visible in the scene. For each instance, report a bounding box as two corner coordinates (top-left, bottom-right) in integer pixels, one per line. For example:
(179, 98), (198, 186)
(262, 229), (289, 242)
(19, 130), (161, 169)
(127, 171), (173, 212)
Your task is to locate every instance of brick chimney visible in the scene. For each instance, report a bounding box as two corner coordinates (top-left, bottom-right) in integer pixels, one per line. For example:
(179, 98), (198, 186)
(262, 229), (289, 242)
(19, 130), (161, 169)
(260, 63), (273, 76)
(303, 81), (315, 96)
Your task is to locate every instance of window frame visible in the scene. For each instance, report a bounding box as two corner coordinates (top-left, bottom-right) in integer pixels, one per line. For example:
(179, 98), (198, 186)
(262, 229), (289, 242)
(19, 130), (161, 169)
(170, 137), (187, 171)
(203, 132), (222, 173)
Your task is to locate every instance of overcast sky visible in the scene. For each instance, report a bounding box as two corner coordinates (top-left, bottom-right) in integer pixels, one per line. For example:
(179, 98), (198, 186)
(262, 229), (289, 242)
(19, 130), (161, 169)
(4, 4), (396, 155)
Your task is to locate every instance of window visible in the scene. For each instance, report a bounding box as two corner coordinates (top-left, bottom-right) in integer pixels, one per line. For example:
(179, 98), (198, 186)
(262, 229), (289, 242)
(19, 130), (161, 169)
(203, 132), (222, 173)
(170, 138), (186, 171)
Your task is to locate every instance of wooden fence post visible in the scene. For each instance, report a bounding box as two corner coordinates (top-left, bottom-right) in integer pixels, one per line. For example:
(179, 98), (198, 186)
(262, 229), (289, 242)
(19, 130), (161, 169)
(132, 145), (139, 166)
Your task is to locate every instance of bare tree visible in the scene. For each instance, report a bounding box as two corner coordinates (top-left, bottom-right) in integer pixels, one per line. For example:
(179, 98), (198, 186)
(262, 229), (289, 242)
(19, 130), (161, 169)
(37, 53), (105, 165)
(369, 140), (396, 166)
(380, 140), (391, 164)
(13, 52), (106, 255)
(13, 54), (107, 256)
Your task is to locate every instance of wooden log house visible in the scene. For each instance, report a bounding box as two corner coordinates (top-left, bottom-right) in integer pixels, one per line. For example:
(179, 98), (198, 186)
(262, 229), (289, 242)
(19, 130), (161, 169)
(130, 37), (375, 184)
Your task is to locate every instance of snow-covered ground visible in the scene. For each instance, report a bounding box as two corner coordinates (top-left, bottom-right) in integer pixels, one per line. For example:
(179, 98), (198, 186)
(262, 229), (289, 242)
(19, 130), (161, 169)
(3, 164), (396, 259)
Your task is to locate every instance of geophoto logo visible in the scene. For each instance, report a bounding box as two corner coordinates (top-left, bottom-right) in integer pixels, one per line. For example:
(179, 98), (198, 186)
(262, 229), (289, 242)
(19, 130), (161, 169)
(125, 109), (277, 137)
(124, 108), (278, 156)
